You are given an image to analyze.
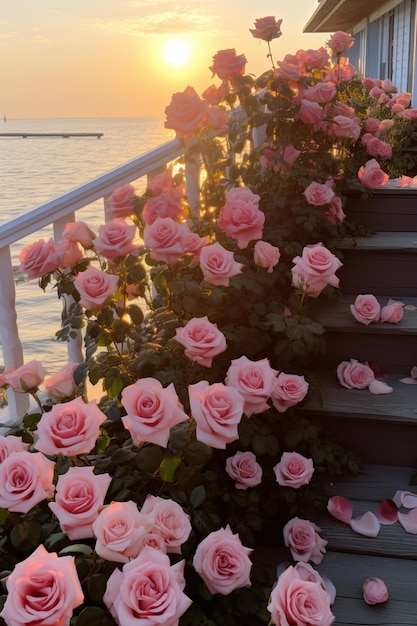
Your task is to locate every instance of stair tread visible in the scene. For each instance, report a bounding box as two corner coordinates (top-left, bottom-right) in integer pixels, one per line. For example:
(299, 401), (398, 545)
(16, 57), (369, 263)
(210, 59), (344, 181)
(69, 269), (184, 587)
(337, 231), (417, 251)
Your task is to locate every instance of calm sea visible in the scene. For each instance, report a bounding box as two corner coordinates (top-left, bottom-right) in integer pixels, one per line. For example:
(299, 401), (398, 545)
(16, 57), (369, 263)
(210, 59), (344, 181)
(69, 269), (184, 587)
(0, 117), (172, 373)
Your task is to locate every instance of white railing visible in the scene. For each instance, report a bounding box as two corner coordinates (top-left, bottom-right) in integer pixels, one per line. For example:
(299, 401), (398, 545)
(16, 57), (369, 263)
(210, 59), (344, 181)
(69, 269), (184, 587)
(0, 136), (201, 421)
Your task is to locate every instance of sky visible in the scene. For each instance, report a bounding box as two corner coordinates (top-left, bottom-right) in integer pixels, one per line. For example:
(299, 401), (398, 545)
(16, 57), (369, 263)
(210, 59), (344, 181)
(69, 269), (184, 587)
(0, 0), (330, 119)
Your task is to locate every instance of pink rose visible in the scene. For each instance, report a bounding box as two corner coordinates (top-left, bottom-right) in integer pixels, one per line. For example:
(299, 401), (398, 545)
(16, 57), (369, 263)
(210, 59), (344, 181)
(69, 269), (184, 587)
(61, 220), (95, 247)
(273, 451), (314, 488)
(56, 236), (83, 268)
(74, 266), (119, 309)
(225, 451), (262, 490)
(19, 238), (60, 280)
(217, 187), (264, 249)
(283, 517), (327, 564)
(276, 62), (302, 82)
(260, 144), (300, 172)
(329, 114), (361, 139)
(271, 373), (309, 412)
(206, 105), (229, 131)
(121, 377), (189, 448)
(141, 189), (184, 225)
(105, 183), (136, 219)
(364, 117), (381, 133)
(0, 435), (29, 463)
(267, 563), (335, 626)
(337, 358), (375, 389)
(174, 316), (227, 367)
(201, 83), (227, 105)
(93, 500), (152, 563)
(137, 532), (167, 554)
(164, 85), (209, 138)
(209, 48), (247, 81)
(254, 240), (280, 272)
(326, 196), (346, 225)
(380, 299), (404, 323)
(49, 466), (111, 540)
(365, 136), (393, 159)
(303, 181), (335, 206)
(225, 355), (277, 417)
(140, 495), (192, 554)
(296, 100), (324, 129)
(358, 158), (389, 189)
(0, 450), (55, 513)
(103, 546), (192, 625)
(326, 30), (355, 54)
(350, 294), (381, 325)
(193, 525), (252, 594)
(144, 216), (191, 264)
(93, 218), (139, 260)
(379, 119), (395, 134)
(183, 232), (210, 259)
(362, 577), (389, 605)
(34, 396), (107, 456)
(5, 359), (45, 392)
(325, 59), (356, 83)
(303, 82), (336, 103)
(0, 545), (83, 626)
(42, 362), (79, 401)
(249, 16), (282, 42)
(298, 47), (329, 70)
(199, 242), (244, 286)
(291, 242), (343, 298)
(189, 381), (244, 449)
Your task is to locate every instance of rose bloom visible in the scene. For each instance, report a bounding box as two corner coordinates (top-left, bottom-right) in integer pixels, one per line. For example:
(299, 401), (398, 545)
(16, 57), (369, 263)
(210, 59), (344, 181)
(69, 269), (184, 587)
(362, 577), (389, 605)
(183, 232), (210, 259)
(174, 316), (227, 367)
(249, 16), (282, 42)
(19, 237), (60, 280)
(144, 216), (191, 264)
(350, 294), (381, 325)
(199, 242), (244, 287)
(225, 451), (263, 490)
(209, 48), (247, 81)
(365, 136), (393, 159)
(42, 362), (79, 401)
(121, 377), (189, 448)
(254, 240), (280, 272)
(0, 435), (29, 464)
(326, 30), (355, 54)
(329, 114), (361, 140)
(380, 299), (404, 323)
(189, 381), (244, 449)
(5, 359), (45, 392)
(104, 183), (136, 219)
(267, 563), (335, 626)
(206, 105), (229, 131)
(337, 358), (375, 389)
(103, 546), (192, 625)
(140, 495), (192, 554)
(358, 158), (389, 189)
(325, 59), (356, 83)
(164, 85), (209, 138)
(283, 517), (327, 564)
(0, 545), (84, 626)
(74, 265), (119, 309)
(271, 373), (309, 413)
(260, 144), (301, 173)
(56, 236), (83, 268)
(296, 100), (324, 130)
(275, 61), (302, 82)
(61, 220), (95, 247)
(217, 186), (264, 249)
(291, 242), (343, 298)
(298, 46), (329, 70)
(141, 189), (184, 225)
(34, 396), (107, 457)
(193, 525), (253, 595)
(302, 82), (336, 104)
(0, 450), (55, 513)
(274, 451), (314, 489)
(49, 466), (111, 541)
(303, 181), (335, 206)
(225, 355), (278, 417)
(326, 196), (346, 225)
(93, 500), (152, 563)
(93, 218), (139, 260)
(201, 83), (227, 105)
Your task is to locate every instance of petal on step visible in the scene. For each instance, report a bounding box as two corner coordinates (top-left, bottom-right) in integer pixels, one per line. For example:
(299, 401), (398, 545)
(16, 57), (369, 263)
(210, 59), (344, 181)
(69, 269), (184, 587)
(398, 508), (417, 534)
(400, 491), (417, 509)
(373, 499), (398, 524)
(368, 379), (393, 394)
(350, 511), (380, 537)
(327, 496), (353, 524)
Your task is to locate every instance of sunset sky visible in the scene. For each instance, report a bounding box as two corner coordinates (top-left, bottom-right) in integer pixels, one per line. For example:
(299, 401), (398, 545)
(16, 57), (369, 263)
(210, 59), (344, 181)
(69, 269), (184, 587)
(0, 0), (329, 119)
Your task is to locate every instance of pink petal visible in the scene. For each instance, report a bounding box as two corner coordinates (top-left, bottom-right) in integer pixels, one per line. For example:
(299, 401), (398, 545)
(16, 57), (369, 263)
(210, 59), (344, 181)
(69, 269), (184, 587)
(368, 379), (393, 394)
(327, 496), (353, 524)
(400, 491), (417, 509)
(321, 574), (337, 605)
(350, 511), (380, 537)
(373, 499), (398, 524)
(398, 508), (417, 534)
(399, 377), (417, 384)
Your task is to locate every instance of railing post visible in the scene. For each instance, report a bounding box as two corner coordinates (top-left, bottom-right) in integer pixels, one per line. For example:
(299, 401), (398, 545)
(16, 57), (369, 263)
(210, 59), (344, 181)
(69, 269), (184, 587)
(185, 155), (201, 217)
(0, 245), (30, 421)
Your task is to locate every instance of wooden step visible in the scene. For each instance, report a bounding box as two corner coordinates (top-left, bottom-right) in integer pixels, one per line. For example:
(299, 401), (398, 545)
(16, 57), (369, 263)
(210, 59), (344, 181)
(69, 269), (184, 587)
(345, 189), (417, 232)
(336, 232), (417, 296)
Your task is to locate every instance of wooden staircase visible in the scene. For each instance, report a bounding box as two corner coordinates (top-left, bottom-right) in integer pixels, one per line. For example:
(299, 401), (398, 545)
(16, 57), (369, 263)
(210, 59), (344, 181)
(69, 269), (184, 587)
(303, 190), (417, 624)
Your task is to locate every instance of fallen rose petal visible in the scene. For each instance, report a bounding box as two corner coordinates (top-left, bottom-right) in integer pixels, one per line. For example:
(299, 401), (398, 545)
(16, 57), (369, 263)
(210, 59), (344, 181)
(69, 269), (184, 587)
(399, 491), (417, 509)
(368, 379), (393, 394)
(327, 496), (353, 524)
(398, 508), (417, 534)
(321, 574), (337, 605)
(399, 377), (417, 384)
(392, 490), (403, 508)
(373, 499), (398, 524)
(350, 511), (380, 537)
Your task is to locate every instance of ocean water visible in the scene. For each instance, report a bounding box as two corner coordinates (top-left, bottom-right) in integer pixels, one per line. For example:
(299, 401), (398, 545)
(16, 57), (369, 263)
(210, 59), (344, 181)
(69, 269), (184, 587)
(0, 117), (172, 373)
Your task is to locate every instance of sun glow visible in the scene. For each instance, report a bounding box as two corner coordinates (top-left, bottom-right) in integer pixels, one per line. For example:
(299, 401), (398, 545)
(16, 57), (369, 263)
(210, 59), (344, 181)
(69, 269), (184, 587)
(163, 39), (192, 67)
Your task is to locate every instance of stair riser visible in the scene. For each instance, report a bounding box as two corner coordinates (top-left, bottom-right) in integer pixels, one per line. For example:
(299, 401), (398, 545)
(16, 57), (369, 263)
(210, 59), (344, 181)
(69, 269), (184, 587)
(338, 252), (417, 295)
(346, 191), (417, 231)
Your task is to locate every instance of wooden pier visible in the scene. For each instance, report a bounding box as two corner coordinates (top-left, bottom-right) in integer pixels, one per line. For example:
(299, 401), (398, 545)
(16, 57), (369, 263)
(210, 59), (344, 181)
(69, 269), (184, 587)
(0, 132), (103, 139)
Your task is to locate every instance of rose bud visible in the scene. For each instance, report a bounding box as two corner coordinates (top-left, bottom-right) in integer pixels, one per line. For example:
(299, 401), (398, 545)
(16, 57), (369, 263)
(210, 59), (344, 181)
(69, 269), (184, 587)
(362, 577), (389, 605)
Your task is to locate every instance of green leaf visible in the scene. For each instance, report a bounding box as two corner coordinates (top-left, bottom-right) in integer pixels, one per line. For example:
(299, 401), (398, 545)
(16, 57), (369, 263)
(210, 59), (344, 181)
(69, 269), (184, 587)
(0, 508), (9, 526)
(23, 412), (42, 430)
(183, 441), (213, 468)
(72, 606), (116, 626)
(10, 521), (43, 553)
(127, 304), (144, 325)
(190, 485), (206, 508)
(136, 445), (164, 473)
(59, 544), (94, 557)
(159, 455), (182, 482)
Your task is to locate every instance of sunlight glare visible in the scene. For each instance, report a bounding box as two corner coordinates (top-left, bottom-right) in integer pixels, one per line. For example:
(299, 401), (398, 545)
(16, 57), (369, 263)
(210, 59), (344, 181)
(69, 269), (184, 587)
(163, 39), (192, 67)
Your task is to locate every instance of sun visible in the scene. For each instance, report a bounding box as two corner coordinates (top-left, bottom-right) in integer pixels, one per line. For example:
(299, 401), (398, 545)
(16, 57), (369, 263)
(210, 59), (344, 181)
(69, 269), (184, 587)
(163, 39), (192, 67)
